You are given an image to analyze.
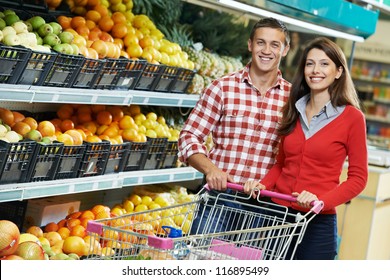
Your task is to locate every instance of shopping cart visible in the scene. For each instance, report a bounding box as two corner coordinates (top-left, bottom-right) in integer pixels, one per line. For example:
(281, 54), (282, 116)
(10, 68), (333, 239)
(85, 183), (323, 260)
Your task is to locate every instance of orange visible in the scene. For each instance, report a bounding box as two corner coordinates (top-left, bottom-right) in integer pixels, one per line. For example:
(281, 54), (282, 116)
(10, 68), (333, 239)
(99, 134), (111, 141)
(129, 194), (142, 206)
(113, 38), (124, 49)
(57, 15), (71, 30)
(122, 128), (138, 141)
(128, 104), (141, 116)
(80, 217), (93, 228)
(96, 110), (113, 125)
(57, 227), (71, 239)
(111, 11), (127, 24)
(102, 126), (118, 138)
(139, 36), (155, 49)
(11, 121), (31, 136)
(76, 24), (90, 39)
(66, 212), (83, 220)
(123, 33), (139, 47)
(93, 4), (109, 17)
(57, 133), (74, 145)
(91, 104), (106, 114)
(94, 210), (110, 219)
(98, 15), (114, 32)
(66, 218), (81, 229)
(105, 41), (119, 58)
(65, 129), (84, 145)
(85, 19), (96, 30)
(38, 121), (56, 137)
(76, 128), (87, 140)
(85, 10), (101, 23)
(120, 50), (129, 59)
(74, 0), (88, 6)
(71, 16), (87, 30)
(73, 6), (87, 16)
(12, 111), (25, 123)
(22, 117), (38, 130)
(80, 210), (95, 220)
(0, 107), (15, 126)
(90, 39), (108, 58)
(57, 219), (67, 228)
(57, 104), (74, 120)
(119, 115), (136, 129)
(88, 27), (102, 41)
(62, 236), (87, 256)
(82, 121), (97, 135)
(87, 0), (99, 6)
(91, 204), (110, 216)
(99, 31), (114, 42)
(111, 23), (128, 39)
(86, 47), (99, 59)
(107, 106), (124, 122)
(70, 224), (87, 238)
(60, 119), (75, 132)
(45, 231), (62, 247)
(78, 111), (93, 123)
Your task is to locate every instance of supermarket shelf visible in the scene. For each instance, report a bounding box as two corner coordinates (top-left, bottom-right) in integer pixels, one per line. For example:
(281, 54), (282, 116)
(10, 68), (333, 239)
(365, 114), (390, 124)
(0, 84), (200, 107)
(0, 167), (203, 203)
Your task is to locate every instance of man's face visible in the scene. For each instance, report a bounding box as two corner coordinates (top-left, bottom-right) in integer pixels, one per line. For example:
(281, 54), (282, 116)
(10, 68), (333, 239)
(248, 27), (289, 73)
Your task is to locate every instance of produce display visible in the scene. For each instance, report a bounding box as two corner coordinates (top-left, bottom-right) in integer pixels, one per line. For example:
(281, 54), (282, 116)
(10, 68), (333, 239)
(0, 184), (195, 260)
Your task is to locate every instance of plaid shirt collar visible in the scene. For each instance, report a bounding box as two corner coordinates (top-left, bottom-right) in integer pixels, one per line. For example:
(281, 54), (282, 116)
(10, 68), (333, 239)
(241, 62), (284, 89)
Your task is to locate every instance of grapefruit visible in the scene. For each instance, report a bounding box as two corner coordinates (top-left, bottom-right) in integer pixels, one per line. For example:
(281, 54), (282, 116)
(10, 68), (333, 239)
(0, 220), (20, 257)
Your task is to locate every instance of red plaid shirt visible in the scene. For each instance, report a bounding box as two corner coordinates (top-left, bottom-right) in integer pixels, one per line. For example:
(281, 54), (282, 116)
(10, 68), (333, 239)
(178, 63), (291, 184)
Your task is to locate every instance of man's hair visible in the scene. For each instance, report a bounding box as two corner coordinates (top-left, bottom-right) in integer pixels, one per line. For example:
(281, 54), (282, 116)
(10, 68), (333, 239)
(250, 17), (290, 46)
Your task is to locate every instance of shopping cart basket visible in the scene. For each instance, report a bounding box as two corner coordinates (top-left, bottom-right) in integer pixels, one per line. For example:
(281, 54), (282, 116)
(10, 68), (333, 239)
(85, 183), (323, 260)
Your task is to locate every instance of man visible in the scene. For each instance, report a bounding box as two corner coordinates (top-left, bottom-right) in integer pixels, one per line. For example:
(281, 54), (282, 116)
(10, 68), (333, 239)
(178, 17), (291, 235)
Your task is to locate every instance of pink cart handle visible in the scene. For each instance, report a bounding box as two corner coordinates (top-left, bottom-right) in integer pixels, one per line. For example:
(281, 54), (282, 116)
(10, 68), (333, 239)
(204, 182), (324, 214)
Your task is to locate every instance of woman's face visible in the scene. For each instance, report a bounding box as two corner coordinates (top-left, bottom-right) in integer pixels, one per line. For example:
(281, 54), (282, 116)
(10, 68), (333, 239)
(304, 48), (342, 95)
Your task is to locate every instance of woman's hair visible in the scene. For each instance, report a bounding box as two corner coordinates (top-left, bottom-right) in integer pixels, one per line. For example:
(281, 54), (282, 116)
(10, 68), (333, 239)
(250, 17), (290, 46)
(278, 37), (360, 135)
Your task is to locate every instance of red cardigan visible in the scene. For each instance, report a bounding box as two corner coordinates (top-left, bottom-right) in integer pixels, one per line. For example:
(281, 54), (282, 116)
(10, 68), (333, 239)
(261, 105), (368, 214)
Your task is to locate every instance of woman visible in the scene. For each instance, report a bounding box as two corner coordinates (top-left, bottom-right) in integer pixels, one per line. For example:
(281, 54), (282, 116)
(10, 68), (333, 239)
(244, 37), (368, 260)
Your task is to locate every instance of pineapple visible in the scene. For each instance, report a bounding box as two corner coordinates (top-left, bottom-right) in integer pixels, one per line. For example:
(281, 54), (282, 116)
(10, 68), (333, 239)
(187, 73), (205, 95)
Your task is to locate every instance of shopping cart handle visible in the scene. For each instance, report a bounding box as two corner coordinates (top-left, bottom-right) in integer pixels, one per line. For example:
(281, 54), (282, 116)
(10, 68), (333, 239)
(204, 182), (324, 214)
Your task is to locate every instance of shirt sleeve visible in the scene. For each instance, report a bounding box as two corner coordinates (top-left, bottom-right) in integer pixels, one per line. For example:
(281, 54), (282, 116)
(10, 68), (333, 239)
(319, 109), (368, 211)
(178, 80), (223, 164)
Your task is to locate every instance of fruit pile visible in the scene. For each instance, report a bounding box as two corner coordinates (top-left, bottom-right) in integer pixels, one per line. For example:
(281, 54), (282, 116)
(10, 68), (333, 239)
(0, 184), (196, 260)
(0, 104), (180, 145)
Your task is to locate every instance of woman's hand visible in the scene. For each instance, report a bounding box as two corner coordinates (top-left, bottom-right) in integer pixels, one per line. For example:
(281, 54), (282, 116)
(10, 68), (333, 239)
(292, 190), (318, 208)
(244, 180), (266, 198)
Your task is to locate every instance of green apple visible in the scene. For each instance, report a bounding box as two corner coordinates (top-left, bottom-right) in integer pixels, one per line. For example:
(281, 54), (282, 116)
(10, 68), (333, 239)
(27, 16), (45, 31)
(58, 31), (74, 44)
(70, 44), (80, 55)
(53, 43), (74, 55)
(4, 14), (20, 26)
(33, 32), (43, 45)
(3, 34), (21, 46)
(0, 12), (5, 19)
(0, 18), (6, 30)
(24, 20), (33, 32)
(49, 22), (62, 35)
(43, 33), (60, 47)
(0, 30), (3, 42)
(37, 23), (53, 37)
(24, 129), (42, 142)
(12, 21), (28, 34)
(3, 10), (16, 16)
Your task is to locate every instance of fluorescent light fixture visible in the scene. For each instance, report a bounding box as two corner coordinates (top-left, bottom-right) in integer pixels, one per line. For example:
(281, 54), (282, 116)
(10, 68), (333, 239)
(359, 0), (390, 15)
(218, 0), (365, 42)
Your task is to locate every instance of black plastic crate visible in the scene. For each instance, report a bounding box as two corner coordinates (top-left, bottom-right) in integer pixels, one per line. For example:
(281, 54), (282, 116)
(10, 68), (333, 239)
(71, 57), (104, 89)
(0, 1), (22, 10)
(161, 141), (178, 169)
(17, 50), (57, 86)
(0, 45), (31, 84)
(153, 65), (181, 92)
(55, 144), (85, 180)
(21, 0), (48, 12)
(105, 142), (130, 174)
(134, 63), (165, 91)
(27, 141), (64, 182)
(143, 137), (168, 170)
(78, 140), (110, 177)
(122, 141), (150, 171)
(115, 59), (147, 90)
(94, 58), (131, 90)
(43, 52), (85, 87)
(169, 68), (196, 93)
(0, 139), (37, 184)
(0, 201), (28, 231)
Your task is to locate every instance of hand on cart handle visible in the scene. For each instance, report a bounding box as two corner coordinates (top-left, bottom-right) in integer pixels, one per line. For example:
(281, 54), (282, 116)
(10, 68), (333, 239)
(204, 182), (324, 214)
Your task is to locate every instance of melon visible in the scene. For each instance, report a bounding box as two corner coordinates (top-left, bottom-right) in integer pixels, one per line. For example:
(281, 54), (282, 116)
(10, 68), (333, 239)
(0, 220), (20, 257)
